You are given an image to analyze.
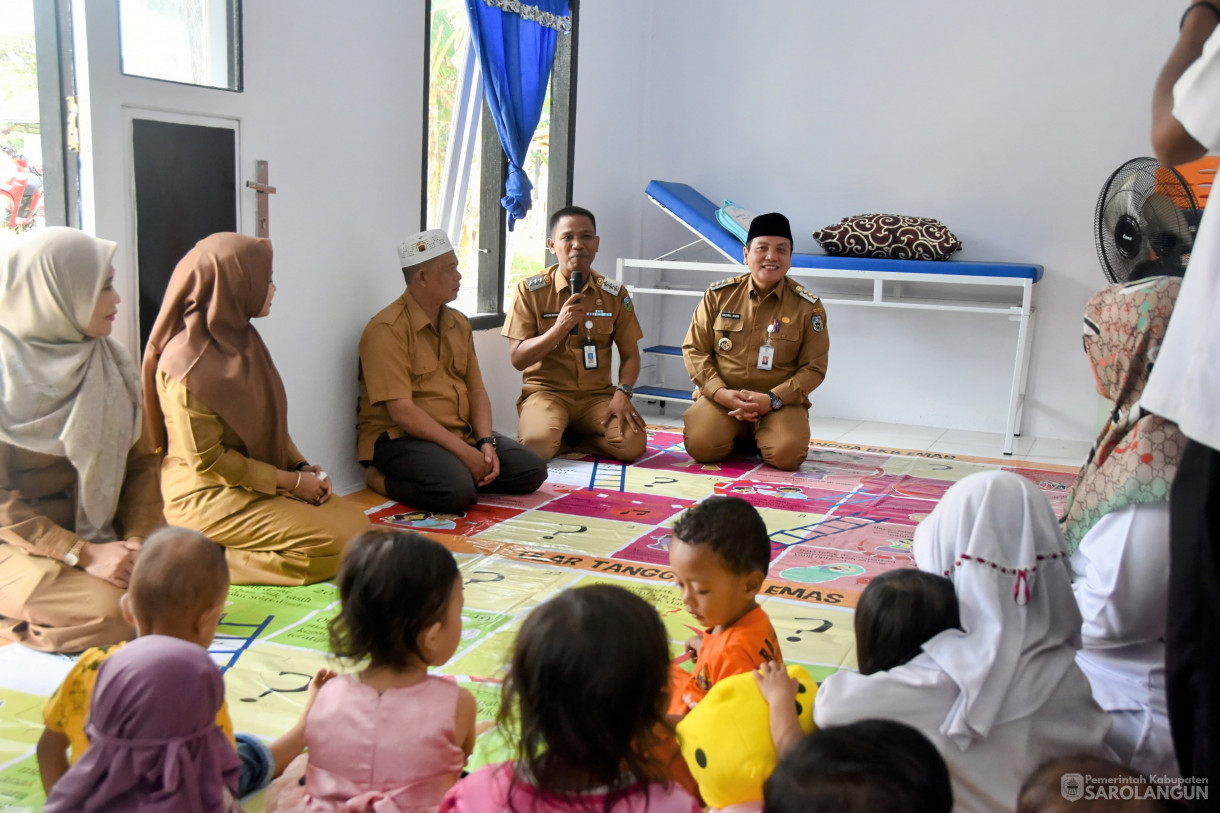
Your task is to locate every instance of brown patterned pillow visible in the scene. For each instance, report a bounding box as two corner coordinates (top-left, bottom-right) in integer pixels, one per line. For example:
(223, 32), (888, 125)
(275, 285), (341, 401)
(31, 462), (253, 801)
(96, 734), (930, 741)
(813, 214), (963, 261)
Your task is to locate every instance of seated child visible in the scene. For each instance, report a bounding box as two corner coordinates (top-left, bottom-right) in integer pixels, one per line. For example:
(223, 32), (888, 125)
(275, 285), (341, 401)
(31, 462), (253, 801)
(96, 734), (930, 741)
(853, 568), (960, 676)
(755, 569), (959, 753)
(1018, 755), (1187, 812)
(43, 634), (244, 813)
(762, 719), (953, 813)
(36, 526), (326, 799)
(266, 529), (476, 813)
(440, 584), (700, 812)
(667, 496), (780, 716)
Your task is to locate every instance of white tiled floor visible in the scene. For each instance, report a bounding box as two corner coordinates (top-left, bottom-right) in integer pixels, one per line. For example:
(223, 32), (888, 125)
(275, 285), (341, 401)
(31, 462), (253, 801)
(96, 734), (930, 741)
(636, 401), (1092, 468)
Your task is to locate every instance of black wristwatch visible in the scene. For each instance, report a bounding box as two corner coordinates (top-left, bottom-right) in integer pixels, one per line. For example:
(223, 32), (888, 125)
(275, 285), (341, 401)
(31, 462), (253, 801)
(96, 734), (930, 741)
(616, 383), (634, 397)
(769, 391), (783, 411)
(476, 436), (497, 450)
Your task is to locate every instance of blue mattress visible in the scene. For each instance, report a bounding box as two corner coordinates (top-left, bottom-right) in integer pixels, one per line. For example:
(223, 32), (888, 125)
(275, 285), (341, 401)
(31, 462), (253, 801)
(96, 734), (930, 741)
(645, 180), (1043, 283)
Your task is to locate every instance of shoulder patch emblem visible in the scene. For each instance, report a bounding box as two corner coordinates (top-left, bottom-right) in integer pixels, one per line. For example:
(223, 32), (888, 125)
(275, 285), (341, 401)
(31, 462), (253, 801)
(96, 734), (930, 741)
(599, 277), (623, 296)
(623, 294), (633, 312)
(525, 274), (547, 292)
(793, 284), (820, 305)
(709, 274), (746, 291)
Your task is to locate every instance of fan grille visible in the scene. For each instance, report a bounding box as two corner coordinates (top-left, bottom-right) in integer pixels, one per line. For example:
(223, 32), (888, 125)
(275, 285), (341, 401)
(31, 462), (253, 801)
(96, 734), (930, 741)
(1095, 157), (1198, 284)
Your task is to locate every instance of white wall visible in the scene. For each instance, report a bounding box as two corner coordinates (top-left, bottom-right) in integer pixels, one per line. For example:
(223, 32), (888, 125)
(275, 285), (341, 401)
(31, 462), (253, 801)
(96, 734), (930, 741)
(76, 0), (425, 493)
(475, 329), (525, 435)
(76, 0), (1181, 493)
(572, 0), (1178, 442)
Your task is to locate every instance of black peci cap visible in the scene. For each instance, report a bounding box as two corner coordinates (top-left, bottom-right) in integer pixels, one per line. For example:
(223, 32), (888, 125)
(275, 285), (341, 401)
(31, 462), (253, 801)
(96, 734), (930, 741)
(746, 212), (793, 244)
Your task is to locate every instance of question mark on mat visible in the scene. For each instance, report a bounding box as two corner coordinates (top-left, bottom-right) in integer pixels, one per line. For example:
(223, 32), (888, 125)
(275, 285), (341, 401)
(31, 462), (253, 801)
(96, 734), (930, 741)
(542, 523), (588, 540)
(241, 671), (313, 702)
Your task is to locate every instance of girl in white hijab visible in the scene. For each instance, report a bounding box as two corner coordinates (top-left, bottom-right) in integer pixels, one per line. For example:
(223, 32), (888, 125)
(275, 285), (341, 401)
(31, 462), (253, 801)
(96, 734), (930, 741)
(0, 228), (162, 652)
(814, 471), (1112, 813)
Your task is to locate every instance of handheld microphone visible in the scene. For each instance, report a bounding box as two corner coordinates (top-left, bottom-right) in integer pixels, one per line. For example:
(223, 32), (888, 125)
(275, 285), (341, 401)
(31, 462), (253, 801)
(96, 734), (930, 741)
(569, 270), (584, 334)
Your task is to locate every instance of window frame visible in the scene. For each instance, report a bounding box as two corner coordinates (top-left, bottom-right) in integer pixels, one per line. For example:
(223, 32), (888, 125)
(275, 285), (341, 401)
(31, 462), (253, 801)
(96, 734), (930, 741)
(420, 0), (578, 332)
(31, 0), (77, 227)
(116, 0), (244, 93)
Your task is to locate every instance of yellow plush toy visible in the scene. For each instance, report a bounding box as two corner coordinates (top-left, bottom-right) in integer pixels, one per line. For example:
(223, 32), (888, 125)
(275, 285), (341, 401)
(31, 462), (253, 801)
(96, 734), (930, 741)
(675, 664), (817, 809)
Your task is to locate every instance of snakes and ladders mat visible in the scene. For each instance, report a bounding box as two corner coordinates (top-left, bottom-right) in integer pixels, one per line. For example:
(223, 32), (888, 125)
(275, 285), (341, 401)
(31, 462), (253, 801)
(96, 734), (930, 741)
(0, 429), (1076, 811)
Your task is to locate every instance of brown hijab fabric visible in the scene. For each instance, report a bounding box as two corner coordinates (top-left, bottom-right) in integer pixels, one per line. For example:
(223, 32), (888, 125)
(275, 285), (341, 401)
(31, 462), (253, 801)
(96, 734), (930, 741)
(142, 233), (292, 470)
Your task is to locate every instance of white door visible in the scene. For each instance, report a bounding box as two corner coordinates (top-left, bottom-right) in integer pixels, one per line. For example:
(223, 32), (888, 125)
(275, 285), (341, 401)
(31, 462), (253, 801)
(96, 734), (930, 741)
(73, 0), (427, 492)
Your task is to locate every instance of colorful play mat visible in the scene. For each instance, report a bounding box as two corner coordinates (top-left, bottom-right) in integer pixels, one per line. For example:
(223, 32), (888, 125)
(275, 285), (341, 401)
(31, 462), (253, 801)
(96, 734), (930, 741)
(0, 428), (1077, 811)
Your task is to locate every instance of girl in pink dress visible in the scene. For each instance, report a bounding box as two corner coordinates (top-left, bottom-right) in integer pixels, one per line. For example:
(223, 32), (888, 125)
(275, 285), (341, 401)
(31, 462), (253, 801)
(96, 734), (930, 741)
(440, 585), (700, 813)
(267, 530), (476, 813)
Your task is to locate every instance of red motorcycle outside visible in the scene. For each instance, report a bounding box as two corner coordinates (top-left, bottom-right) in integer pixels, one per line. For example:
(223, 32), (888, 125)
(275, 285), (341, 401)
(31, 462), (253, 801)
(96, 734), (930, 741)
(0, 139), (45, 234)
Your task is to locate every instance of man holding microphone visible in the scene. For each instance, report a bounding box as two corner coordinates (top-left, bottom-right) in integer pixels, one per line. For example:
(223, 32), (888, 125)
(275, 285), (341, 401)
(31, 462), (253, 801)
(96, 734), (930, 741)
(502, 207), (647, 462)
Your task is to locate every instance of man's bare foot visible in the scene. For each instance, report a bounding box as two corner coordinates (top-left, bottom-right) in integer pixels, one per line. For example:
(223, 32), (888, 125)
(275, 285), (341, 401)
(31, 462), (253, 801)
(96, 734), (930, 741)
(364, 466), (388, 496)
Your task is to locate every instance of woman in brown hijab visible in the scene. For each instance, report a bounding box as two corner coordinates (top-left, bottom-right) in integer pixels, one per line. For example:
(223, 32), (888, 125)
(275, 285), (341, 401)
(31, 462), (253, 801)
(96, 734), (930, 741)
(143, 233), (368, 584)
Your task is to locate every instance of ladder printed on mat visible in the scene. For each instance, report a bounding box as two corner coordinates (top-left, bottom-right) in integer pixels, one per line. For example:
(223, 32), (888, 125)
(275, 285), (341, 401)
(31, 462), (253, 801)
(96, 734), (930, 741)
(770, 514), (883, 548)
(589, 458), (627, 492)
(211, 613), (274, 674)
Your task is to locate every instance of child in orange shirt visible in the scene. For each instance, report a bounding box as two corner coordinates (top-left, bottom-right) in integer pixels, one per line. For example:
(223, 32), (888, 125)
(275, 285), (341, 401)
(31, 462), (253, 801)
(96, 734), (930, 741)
(667, 496), (780, 716)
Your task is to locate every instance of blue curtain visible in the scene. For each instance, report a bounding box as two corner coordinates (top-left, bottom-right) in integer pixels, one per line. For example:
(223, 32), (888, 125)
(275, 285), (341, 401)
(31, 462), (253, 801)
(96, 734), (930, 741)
(465, 0), (570, 230)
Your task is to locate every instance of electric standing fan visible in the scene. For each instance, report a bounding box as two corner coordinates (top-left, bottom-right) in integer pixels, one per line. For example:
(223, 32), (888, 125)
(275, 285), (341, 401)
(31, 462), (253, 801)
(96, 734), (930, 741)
(1094, 157), (1199, 283)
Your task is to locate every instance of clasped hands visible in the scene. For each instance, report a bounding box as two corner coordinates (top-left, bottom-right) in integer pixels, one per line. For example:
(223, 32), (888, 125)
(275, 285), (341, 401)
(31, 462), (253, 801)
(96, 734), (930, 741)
(715, 388), (774, 422)
(290, 465), (333, 505)
(462, 442), (500, 488)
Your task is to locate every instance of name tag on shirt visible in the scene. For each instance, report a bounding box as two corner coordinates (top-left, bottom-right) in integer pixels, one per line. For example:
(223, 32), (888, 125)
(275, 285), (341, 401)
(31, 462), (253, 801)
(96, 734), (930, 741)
(757, 345), (775, 370)
(582, 341), (599, 370)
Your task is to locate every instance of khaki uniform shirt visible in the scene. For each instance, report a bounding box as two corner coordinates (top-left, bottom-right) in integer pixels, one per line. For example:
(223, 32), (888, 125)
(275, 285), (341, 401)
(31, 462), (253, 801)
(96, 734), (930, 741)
(0, 440), (162, 561)
(158, 372), (308, 500)
(683, 273), (829, 407)
(357, 290), (484, 460)
(502, 265), (642, 400)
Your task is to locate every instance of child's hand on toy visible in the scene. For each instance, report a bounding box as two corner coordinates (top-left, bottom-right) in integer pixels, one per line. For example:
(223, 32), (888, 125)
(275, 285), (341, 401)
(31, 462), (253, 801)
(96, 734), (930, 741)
(754, 660), (803, 755)
(684, 634), (702, 662)
(754, 660), (798, 708)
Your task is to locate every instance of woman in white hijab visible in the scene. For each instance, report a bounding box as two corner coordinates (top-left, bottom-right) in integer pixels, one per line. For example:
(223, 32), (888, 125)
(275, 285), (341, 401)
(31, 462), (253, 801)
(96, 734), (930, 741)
(0, 228), (163, 652)
(813, 470), (1112, 813)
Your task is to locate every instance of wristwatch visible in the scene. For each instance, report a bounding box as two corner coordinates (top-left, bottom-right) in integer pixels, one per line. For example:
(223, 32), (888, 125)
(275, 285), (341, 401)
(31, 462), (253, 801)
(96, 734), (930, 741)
(769, 391), (783, 411)
(63, 538), (85, 568)
(616, 383), (634, 397)
(476, 436), (498, 450)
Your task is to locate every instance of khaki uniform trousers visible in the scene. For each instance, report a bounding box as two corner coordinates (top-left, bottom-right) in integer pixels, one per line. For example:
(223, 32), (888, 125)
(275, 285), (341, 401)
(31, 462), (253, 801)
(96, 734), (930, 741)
(164, 493), (370, 587)
(682, 398), (810, 471)
(0, 544), (133, 652)
(518, 391), (647, 463)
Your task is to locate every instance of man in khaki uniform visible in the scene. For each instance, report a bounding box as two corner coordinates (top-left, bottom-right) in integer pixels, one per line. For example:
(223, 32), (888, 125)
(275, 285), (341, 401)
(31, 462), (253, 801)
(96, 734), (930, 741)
(502, 206), (647, 462)
(357, 229), (547, 513)
(682, 212), (829, 471)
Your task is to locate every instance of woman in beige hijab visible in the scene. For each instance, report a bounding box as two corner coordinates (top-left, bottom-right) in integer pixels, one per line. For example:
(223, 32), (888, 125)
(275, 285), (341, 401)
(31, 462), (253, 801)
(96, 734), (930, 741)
(143, 233), (367, 584)
(0, 228), (163, 652)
